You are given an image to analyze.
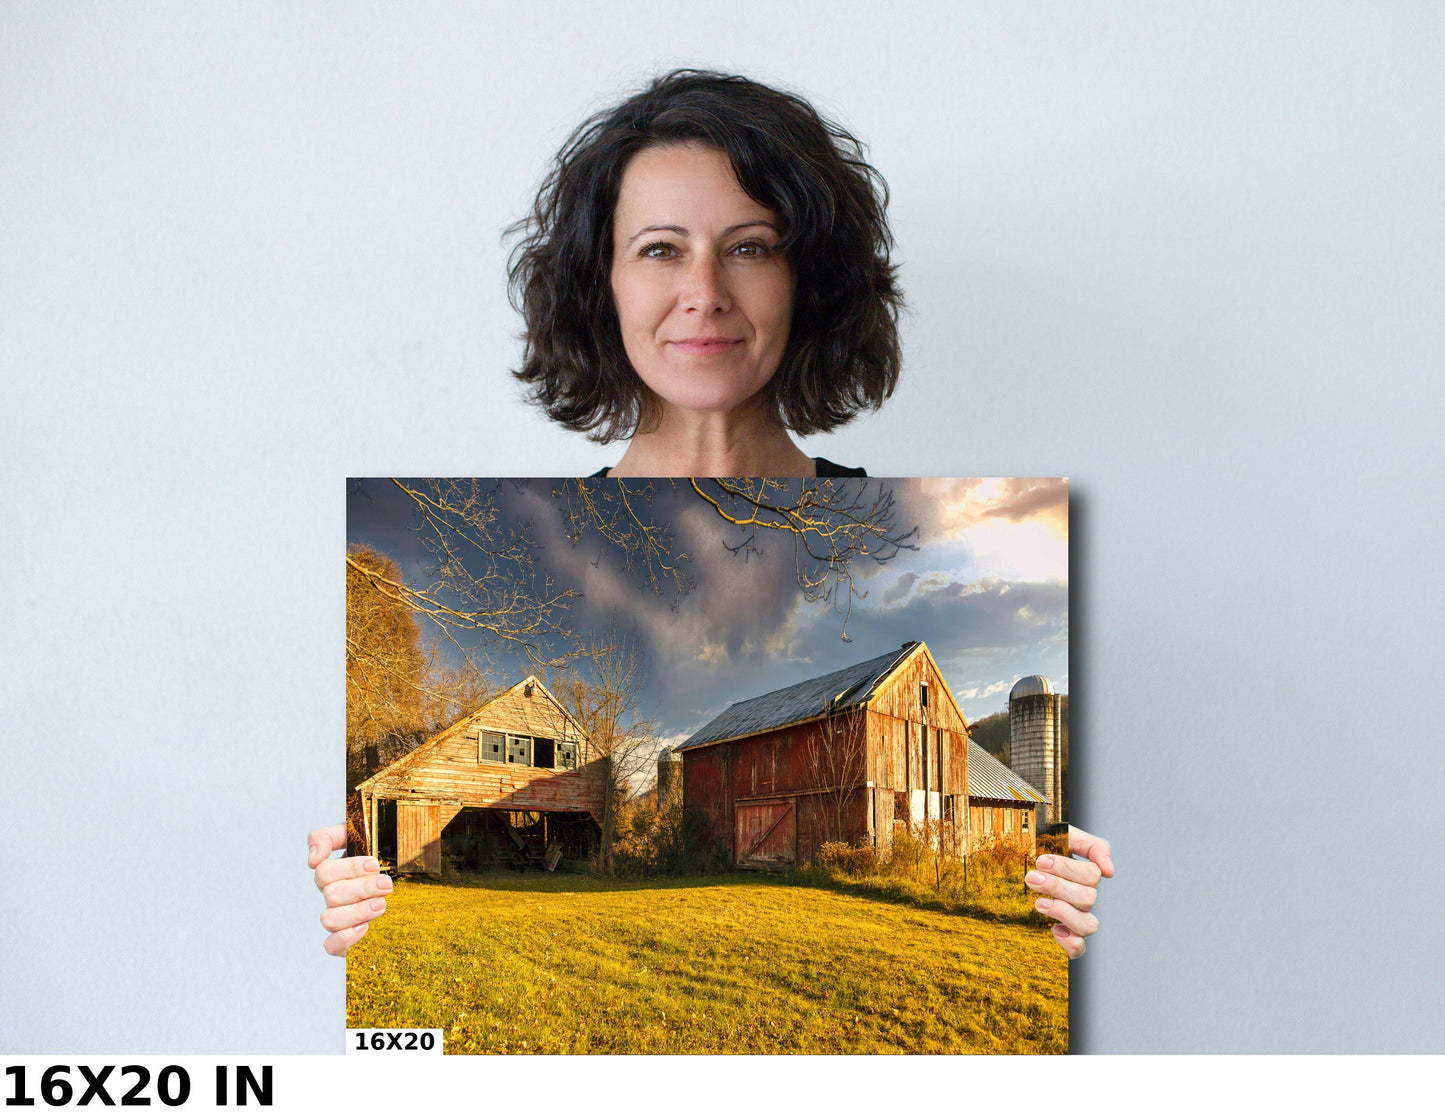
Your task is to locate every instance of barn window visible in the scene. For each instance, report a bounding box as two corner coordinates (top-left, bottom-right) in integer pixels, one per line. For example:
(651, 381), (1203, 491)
(984, 809), (994, 834)
(533, 737), (555, 768)
(559, 739), (577, 769)
(920, 681), (929, 709)
(479, 731), (504, 764)
(506, 735), (532, 765)
(943, 795), (955, 821)
(893, 790), (908, 820)
(1021, 811), (1030, 831)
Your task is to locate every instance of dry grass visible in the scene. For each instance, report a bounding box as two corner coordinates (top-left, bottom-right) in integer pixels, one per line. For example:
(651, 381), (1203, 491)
(807, 829), (1061, 925)
(346, 871), (1067, 1054)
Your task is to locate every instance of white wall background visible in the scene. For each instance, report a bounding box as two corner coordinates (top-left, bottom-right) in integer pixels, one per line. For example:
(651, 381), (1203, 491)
(3, 2), (1442, 1054)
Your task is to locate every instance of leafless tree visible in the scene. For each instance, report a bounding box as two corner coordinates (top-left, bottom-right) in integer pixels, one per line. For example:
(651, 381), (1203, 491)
(547, 622), (658, 874)
(802, 703), (870, 848)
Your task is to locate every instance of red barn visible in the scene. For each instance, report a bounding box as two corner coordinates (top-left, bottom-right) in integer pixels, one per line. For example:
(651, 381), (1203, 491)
(678, 641), (972, 869)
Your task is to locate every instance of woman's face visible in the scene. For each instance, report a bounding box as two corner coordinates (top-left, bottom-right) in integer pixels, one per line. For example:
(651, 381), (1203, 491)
(609, 143), (795, 422)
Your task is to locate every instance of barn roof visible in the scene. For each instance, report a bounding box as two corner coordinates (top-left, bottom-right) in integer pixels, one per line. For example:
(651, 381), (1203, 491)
(678, 642), (922, 751)
(968, 740), (1049, 804)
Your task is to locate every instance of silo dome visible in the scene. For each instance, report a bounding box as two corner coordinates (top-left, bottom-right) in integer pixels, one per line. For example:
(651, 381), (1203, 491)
(1010, 674), (1054, 700)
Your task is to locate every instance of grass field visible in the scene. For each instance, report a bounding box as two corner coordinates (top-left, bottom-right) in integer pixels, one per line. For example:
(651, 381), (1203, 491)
(346, 872), (1067, 1053)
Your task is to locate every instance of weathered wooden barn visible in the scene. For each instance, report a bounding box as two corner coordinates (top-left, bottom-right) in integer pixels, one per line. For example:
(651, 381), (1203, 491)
(354, 676), (606, 875)
(967, 739), (1048, 856)
(677, 641), (973, 869)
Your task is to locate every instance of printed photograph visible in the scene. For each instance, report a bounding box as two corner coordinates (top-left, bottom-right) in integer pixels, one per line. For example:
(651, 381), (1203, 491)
(344, 476), (1070, 1053)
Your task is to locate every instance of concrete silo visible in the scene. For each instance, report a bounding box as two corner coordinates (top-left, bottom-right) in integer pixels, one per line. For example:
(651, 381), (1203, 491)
(1009, 674), (1064, 831)
(656, 746), (683, 812)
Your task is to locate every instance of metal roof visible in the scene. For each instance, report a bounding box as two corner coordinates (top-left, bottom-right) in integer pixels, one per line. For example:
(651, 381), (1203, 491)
(968, 740), (1049, 804)
(678, 642), (920, 751)
(1010, 674), (1054, 700)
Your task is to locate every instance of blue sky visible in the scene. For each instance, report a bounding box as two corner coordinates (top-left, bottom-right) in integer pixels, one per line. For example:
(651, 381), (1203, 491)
(347, 477), (1067, 746)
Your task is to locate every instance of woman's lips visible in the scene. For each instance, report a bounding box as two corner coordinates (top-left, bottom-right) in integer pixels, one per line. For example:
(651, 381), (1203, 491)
(668, 337), (743, 355)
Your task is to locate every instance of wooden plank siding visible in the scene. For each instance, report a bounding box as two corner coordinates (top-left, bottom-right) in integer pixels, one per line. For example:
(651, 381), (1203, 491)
(968, 801), (1038, 856)
(397, 803), (462, 874)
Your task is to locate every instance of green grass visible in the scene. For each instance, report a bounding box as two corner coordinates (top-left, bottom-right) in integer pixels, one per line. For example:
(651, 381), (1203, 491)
(346, 872), (1067, 1053)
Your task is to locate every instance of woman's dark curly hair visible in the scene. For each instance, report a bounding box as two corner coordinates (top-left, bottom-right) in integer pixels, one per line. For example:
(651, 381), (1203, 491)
(508, 69), (903, 443)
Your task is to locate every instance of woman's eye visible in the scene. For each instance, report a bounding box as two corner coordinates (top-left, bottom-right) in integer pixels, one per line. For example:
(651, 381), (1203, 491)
(731, 241), (770, 258)
(639, 242), (676, 259)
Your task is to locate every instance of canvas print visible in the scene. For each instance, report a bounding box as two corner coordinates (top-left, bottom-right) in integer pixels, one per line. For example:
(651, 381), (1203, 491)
(344, 476), (1070, 1053)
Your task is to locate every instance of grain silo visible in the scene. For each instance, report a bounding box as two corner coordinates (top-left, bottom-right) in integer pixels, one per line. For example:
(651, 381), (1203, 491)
(656, 746), (683, 812)
(1009, 674), (1064, 831)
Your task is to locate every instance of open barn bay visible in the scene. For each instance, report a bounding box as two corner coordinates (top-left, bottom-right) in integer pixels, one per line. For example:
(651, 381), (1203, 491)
(346, 873), (1067, 1053)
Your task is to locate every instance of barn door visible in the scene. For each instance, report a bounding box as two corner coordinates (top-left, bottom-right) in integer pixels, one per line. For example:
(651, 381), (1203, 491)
(734, 799), (796, 868)
(396, 803), (462, 875)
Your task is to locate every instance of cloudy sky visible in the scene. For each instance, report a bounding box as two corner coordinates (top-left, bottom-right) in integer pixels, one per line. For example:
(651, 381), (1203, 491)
(347, 477), (1067, 746)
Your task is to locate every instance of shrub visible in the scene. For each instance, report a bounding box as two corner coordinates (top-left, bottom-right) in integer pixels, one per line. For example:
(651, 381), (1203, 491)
(797, 825), (1053, 923)
(1036, 831), (1070, 857)
(608, 799), (729, 878)
(817, 841), (880, 877)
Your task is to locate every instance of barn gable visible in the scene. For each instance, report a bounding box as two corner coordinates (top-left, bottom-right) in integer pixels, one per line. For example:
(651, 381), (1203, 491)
(357, 675), (590, 794)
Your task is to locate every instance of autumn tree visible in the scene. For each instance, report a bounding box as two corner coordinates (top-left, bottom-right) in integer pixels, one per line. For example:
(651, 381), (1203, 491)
(346, 543), (497, 792)
(345, 544), (433, 790)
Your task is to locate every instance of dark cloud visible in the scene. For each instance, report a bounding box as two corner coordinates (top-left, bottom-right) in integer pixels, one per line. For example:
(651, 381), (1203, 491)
(879, 570), (918, 607)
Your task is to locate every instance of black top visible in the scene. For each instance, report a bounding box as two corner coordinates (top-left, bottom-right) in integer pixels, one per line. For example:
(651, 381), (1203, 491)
(588, 456), (866, 478)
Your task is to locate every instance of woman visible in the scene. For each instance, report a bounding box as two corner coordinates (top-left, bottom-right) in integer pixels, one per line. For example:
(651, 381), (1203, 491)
(313, 70), (1112, 958)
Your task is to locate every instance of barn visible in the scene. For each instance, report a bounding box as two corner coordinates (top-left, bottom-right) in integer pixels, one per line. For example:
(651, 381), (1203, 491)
(967, 739), (1049, 856)
(354, 676), (606, 875)
(677, 641), (972, 869)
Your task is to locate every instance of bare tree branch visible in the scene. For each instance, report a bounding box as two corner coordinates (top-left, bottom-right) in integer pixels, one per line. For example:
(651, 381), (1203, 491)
(547, 622), (658, 874)
(689, 478), (919, 640)
(553, 478), (695, 606)
(382, 478), (581, 673)
(802, 704), (870, 847)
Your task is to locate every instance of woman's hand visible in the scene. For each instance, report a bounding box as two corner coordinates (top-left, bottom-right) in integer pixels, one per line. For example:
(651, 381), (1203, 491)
(308, 823), (392, 957)
(1026, 825), (1113, 959)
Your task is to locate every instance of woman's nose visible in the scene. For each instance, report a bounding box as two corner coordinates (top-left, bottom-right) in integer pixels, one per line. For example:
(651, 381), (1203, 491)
(681, 255), (731, 314)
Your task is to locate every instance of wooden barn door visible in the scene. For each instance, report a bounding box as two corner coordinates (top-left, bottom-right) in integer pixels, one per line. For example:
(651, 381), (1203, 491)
(396, 803), (462, 875)
(735, 799), (796, 868)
